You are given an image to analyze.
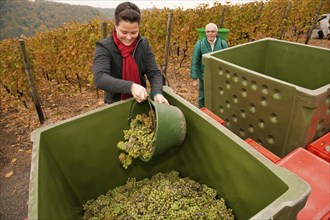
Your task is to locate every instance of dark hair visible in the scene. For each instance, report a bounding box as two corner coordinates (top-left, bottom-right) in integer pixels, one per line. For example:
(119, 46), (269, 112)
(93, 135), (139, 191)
(115, 2), (141, 26)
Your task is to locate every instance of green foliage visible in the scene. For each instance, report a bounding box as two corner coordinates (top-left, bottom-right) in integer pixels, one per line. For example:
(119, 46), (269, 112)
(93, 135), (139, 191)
(0, 0), (328, 112)
(117, 111), (155, 169)
(0, 37), (29, 109)
(0, 0), (113, 40)
(83, 171), (235, 219)
(0, 18), (105, 111)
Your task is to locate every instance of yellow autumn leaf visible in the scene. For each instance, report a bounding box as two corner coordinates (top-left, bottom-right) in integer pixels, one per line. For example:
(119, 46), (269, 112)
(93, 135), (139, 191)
(11, 158), (17, 163)
(5, 171), (14, 178)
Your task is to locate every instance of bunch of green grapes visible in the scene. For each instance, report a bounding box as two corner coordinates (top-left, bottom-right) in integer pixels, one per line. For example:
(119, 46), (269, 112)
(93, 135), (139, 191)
(83, 171), (235, 219)
(117, 111), (155, 169)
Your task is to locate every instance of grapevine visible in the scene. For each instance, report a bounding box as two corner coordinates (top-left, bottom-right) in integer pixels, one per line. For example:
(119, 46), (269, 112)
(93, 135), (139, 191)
(117, 111), (155, 169)
(1, 0), (328, 112)
(83, 171), (235, 219)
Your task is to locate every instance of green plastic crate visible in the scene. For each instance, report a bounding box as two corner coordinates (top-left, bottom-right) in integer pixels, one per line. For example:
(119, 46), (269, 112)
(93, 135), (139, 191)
(197, 28), (229, 40)
(28, 86), (309, 220)
(203, 38), (330, 157)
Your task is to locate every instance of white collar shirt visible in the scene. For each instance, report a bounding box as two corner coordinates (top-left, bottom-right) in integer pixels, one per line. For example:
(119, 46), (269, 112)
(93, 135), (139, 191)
(207, 38), (217, 51)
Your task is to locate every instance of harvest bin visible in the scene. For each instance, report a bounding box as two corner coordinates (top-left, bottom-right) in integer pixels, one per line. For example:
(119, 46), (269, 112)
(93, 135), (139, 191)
(28, 86), (309, 219)
(203, 38), (330, 157)
(197, 27), (229, 40)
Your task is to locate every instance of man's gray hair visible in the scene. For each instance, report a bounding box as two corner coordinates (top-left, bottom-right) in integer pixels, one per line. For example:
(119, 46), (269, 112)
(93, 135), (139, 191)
(205, 23), (218, 31)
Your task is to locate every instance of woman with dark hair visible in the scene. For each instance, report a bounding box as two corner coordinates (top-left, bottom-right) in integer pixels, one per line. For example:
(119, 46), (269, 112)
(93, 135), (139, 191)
(93, 1), (168, 104)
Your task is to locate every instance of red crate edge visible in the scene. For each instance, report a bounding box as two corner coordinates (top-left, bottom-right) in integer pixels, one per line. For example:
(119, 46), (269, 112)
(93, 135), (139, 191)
(200, 107), (225, 126)
(307, 132), (330, 163)
(245, 138), (281, 163)
(321, 211), (330, 220)
(276, 147), (330, 220)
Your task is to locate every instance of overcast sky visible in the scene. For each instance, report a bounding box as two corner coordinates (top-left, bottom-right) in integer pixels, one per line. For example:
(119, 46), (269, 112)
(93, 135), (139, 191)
(51, 0), (258, 9)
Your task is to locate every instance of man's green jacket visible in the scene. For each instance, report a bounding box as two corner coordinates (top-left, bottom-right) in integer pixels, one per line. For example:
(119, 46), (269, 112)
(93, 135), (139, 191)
(190, 37), (228, 80)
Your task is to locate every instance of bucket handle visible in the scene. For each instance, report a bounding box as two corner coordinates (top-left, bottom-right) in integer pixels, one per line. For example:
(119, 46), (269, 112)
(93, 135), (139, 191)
(128, 99), (156, 131)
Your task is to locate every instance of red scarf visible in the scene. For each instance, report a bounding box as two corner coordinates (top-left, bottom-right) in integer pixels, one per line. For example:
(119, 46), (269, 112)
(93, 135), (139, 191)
(113, 28), (141, 100)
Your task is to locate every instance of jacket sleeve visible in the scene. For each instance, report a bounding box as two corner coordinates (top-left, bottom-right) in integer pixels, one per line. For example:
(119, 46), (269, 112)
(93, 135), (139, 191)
(221, 39), (229, 49)
(143, 39), (164, 98)
(92, 42), (132, 95)
(190, 40), (201, 79)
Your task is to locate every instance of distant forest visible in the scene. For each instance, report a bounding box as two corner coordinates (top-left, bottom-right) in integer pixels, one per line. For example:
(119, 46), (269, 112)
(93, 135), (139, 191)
(0, 0), (115, 40)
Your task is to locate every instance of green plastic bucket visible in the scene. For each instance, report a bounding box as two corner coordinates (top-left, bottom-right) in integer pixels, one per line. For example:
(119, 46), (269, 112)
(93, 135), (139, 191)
(129, 99), (187, 161)
(197, 27), (229, 40)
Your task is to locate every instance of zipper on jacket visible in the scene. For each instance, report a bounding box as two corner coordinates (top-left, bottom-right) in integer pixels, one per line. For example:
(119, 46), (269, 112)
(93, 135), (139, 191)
(132, 37), (143, 58)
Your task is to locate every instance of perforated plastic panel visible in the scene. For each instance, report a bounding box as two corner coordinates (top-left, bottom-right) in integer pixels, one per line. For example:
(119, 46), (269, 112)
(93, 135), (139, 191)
(203, 38), (330, 157)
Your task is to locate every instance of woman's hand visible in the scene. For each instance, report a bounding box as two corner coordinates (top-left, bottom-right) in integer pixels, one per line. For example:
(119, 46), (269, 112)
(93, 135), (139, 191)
(154, 94), (169, 105)
(131, 83), (148, 103)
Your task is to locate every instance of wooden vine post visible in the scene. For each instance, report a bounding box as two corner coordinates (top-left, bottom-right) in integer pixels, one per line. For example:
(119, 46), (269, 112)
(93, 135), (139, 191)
(305, 0), (325, 44)
(280, 0), (292, 40)
(102, 21), (108, 39)
(218, 7), (226, 28)
(162, 12), (173, 85)
(19, 39), (45, 124)
(256, 1), (264, 20)
(250, 1), (264, 42)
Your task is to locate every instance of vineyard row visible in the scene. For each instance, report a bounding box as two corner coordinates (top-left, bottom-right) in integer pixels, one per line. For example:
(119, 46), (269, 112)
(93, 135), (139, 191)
(0, 0), (329, 112)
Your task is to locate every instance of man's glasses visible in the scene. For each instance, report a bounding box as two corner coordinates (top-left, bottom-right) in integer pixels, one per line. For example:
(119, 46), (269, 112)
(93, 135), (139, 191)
(206, 30), (217, 33)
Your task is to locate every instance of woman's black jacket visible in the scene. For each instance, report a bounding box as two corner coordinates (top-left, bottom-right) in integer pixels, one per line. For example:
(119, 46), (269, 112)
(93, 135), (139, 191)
(93, 34), (164, 104)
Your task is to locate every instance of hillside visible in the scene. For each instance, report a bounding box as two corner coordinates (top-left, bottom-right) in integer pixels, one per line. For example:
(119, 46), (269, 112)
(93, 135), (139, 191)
(0, 0), (114, 40)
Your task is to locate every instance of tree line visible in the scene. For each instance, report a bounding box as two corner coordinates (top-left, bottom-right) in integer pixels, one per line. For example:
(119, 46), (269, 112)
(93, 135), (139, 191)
(0, 0), (114, 40)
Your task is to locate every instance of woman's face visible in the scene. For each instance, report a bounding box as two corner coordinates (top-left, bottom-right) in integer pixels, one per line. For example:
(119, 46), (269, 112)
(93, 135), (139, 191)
(115, 20), (139, 46)
(205, 28), (217, 42)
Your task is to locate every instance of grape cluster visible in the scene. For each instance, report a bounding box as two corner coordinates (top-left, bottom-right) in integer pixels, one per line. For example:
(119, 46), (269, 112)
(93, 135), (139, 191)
(117, 111), (155, 169)
(83, 171), (235, 219)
